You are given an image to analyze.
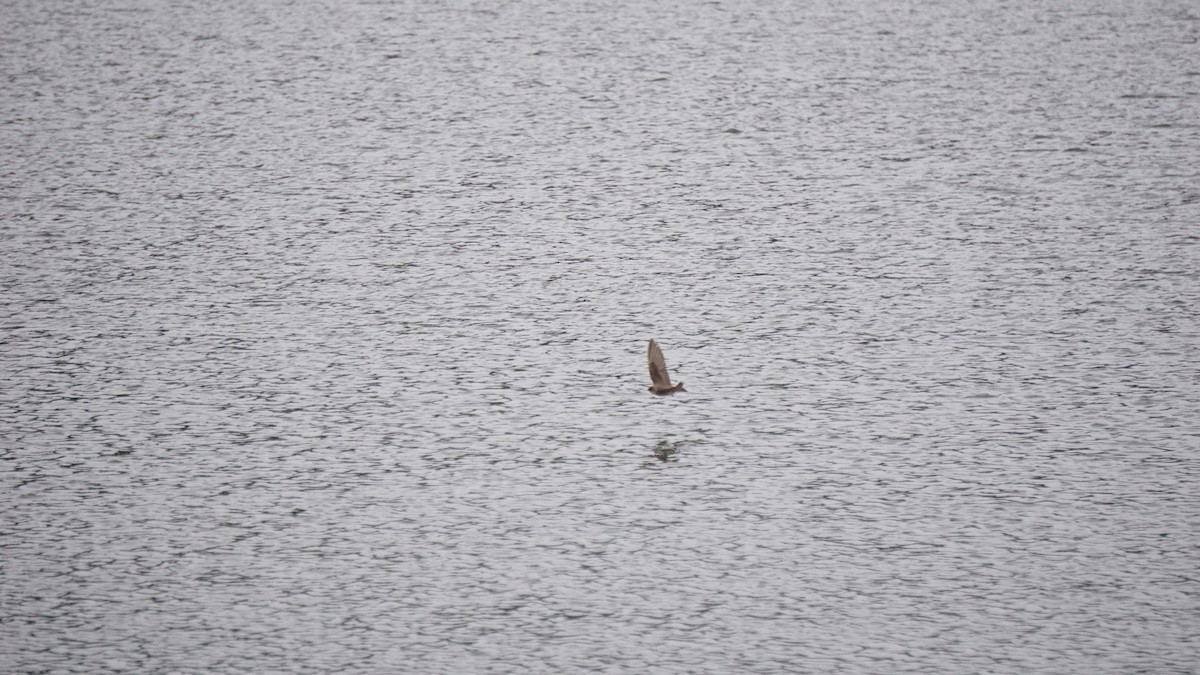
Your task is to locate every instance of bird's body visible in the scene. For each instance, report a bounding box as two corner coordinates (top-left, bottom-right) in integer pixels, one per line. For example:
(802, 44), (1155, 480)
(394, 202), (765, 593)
(647, 339), (686, 395)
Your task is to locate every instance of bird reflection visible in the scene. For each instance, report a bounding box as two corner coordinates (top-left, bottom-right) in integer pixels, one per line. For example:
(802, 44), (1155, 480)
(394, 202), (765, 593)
(651, 439), (682, 462)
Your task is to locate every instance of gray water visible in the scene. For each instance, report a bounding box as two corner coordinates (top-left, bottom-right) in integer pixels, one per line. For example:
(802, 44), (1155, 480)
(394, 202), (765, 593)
(3, 0), (1199, 672)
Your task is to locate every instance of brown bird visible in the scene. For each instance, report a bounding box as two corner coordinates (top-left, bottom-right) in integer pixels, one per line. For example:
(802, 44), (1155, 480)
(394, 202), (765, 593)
(647, 339), (687, 395)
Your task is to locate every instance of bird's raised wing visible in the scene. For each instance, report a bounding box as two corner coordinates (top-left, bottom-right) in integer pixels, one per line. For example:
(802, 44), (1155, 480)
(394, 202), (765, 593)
(647, 339), (672, 388)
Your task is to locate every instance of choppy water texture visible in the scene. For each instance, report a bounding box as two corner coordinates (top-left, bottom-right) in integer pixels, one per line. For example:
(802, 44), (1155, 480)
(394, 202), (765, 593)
(3, 0), (1199, 672)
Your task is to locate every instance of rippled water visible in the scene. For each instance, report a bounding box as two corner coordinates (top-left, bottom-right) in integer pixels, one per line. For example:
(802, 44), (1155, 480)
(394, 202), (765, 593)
(3, 0), (1199, 672)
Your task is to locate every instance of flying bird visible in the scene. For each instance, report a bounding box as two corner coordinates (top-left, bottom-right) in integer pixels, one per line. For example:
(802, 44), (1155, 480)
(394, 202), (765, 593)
(647, 339), (687, 395)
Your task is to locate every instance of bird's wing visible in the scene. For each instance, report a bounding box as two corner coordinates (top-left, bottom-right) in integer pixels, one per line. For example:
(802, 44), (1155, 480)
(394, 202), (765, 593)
(647, 339), (672, 387)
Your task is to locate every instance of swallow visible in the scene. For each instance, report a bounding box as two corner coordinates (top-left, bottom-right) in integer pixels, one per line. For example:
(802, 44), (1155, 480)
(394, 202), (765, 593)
(647, 339), (687, 395)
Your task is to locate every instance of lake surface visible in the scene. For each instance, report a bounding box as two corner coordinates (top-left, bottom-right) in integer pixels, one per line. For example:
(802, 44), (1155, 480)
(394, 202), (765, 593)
(2, 0), (1198, 672)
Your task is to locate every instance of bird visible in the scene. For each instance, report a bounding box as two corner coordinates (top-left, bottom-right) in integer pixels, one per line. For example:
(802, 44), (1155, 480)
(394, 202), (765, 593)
(647, 339), (687, 395)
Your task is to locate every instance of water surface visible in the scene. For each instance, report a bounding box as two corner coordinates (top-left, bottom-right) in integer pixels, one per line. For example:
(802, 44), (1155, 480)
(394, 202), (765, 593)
(2, 0), (1198, 672)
